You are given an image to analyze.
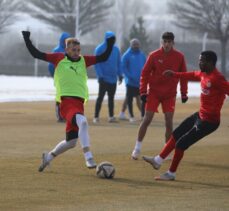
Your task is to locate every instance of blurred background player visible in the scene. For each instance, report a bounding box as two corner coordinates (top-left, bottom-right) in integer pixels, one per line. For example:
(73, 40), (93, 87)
(143, 50), (229, 181)
(119, 38), (146, 122)
(93, 31), (123, 123)
(48, 32), (71, 122)
(22, 31), (115, 171)
(131, 32), (188, 160)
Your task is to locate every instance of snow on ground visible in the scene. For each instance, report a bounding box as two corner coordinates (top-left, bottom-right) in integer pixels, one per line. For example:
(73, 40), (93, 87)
(0, 75), (200, 103)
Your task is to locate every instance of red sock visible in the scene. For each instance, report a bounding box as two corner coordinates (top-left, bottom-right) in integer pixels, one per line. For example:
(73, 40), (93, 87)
(159, 135), (176, 159)
(169, 148), (184, 173)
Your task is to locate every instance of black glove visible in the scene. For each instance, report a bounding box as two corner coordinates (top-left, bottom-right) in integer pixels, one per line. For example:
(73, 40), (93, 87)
(106, 36), (115, 47)
(141, 94), (147, 103)
(22, 31), (30, 40)
(96, 37), (115, 63)
(118, 76), (123, 84)
(181, 95), (188, 103)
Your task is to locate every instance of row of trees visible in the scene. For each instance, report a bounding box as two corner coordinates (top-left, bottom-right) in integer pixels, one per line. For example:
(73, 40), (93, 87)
(1, 0), (229, 75)
(21, 0), (115, 36)
(169, 0), (229, 76)
(0, 0), (21, 33)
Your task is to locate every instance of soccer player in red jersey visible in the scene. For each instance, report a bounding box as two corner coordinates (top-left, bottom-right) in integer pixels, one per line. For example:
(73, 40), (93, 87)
(143, 50), (229, 180)
(22, 31), (114, 172)
(131, 32), (188, 160)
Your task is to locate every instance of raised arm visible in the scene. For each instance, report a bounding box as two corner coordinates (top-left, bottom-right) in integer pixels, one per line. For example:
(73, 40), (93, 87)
(22, 31), (46, 61)
(95, 37), (115, 63)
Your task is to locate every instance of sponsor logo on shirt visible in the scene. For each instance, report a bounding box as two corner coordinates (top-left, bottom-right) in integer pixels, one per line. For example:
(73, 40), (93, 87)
(201, 80), (211, 95)
(70, 66), (78, 74)
(206, 81), (211, 88)
(201, 88), (210, 95)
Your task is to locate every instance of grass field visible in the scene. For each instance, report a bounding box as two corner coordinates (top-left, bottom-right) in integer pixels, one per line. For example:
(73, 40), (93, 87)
(0, 99), (229, 211)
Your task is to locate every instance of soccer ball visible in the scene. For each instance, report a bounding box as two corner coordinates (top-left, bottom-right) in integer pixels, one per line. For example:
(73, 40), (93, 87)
(96, 161), (115, 179)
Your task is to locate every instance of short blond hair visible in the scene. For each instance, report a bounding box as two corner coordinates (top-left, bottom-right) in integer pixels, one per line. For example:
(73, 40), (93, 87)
(65, 38), (80, 48)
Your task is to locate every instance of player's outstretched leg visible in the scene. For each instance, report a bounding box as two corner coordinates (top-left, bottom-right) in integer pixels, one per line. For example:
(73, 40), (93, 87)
(155, 171), (176, 181)
(38, 139), (77, 172)
(142, 156), (161, 170)
(38, 152), (50, 172)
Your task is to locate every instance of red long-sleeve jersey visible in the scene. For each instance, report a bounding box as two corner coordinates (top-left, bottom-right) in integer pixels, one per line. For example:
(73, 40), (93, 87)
(140, 47), (188, 98)
(45, 53), (96, 68)
(175, 69), (229, 123)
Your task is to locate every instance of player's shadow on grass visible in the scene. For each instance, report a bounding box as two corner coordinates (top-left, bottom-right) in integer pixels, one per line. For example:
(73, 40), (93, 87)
(113, 177), (229, 190)
(112, 177), (154, 187)
(191, 162), (229, 170)
(111, 177), (183, 189)
(176, 179), (229, 189)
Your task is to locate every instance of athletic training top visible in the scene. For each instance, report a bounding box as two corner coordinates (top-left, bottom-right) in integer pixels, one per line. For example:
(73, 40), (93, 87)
(140, 47), (188, 98)
(46, 53), (95, 101)
(175, 69), (229, 123)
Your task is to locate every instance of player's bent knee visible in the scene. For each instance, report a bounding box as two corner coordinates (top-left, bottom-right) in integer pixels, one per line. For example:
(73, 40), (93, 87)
(176, 142), (189, 150)
(76, 114), (88, 128)
(67, 138), (77, 148)
(66, 130), (79, 141)
(81, 116), (88, 126)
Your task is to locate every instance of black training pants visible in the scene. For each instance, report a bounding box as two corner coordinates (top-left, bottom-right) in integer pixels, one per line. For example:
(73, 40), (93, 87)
(126, 85), (140, 118)
(94, 81), (117, 118)
(172, 112), (219, 150)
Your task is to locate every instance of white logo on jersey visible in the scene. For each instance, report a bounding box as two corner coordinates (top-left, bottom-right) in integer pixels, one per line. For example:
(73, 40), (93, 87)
(201, 88), (210, 95)
(201, 80), (211, 95)
(206, 81), (211, 88)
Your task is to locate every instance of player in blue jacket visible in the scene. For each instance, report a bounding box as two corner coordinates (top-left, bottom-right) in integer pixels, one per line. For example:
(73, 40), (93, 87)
(120, 39), (146, 122)
(93, 31), (123, 123)
(48, 32), (71, 122)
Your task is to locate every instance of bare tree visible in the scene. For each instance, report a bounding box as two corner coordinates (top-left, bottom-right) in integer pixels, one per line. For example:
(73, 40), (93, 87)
(122, 17), (152, 54)
(169, 0), (229, 75)
(22, 0), (114, 37)
(115, 0), (151, 48)
(0, 0), (21, 33)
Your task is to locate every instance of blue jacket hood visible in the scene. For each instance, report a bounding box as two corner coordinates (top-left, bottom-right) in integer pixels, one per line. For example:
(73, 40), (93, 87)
(48, 32), (71, 77)
(94, 31), (122, 84)
(104, 31), (115, 39)
(59, 32), (71, 49)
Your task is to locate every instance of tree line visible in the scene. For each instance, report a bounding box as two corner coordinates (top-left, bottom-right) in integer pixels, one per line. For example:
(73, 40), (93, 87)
(1, 0), (229, 75)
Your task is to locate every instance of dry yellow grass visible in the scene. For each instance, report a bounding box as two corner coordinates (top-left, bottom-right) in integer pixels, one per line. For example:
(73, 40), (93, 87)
(0, 99), (228, 211)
